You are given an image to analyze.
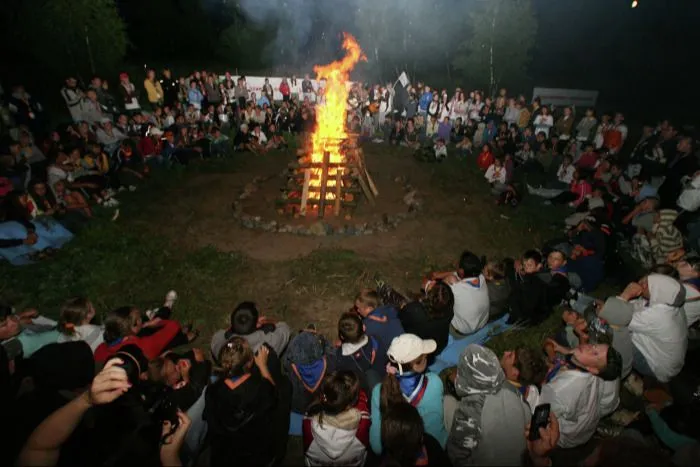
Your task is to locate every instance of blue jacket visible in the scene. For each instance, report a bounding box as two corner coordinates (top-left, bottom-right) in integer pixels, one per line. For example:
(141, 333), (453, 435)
(363, 305), (404, 349)
(188, 88), (203, 106)
(419, 92), (433, 112)
(256, 96), (270, 107)
(369, 372), (448, 454)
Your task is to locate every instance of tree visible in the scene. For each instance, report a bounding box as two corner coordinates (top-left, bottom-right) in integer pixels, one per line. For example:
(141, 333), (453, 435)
(453, 0), (538, 96)
(8, 0), (127, 80)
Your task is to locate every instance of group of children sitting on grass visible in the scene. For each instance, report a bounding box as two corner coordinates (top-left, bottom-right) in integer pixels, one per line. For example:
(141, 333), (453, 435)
(5, 238), (700, 466)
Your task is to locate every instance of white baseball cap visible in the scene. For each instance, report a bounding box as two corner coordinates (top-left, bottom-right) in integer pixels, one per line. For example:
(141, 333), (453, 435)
(387, 334), (437, 374)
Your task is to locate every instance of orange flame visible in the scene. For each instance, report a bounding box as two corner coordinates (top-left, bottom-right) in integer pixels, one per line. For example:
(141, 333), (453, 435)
(307, 33), (366, 205)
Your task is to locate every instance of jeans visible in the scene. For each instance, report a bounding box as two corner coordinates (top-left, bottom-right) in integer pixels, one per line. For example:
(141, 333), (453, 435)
(633, 347), (655, 377)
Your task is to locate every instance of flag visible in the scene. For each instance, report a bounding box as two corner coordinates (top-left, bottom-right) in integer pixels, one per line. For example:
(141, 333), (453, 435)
(397, 71), (410, 88)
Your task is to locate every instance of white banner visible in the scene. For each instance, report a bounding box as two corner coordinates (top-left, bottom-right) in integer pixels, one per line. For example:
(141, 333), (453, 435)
(219, 75), (355, 102)
(532, 87), (599, 109)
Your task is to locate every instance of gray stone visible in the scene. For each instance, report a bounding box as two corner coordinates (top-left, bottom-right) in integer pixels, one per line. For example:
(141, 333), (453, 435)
(345, 225), (356, 235)
(262, 221), (278, 232)
(364, 229), (374, 235)
(309, 221), (328, 236)
(403, 190), (417, 205)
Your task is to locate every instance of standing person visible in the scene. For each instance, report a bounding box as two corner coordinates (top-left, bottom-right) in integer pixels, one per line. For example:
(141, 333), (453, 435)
(302, 74), (315, 102)
(118, 73), (140, 113)
(262, 78), (274, 103)
(187, 81), (204, 111)
(159, 68), (179, 107)
(279, 78), (291, 103)
(205, 338), (291, 466)
(143, 69), (163, 108)
(204, 75), (221, 107)
(61, 77), (84, 122)
(235, 77), (248, 111)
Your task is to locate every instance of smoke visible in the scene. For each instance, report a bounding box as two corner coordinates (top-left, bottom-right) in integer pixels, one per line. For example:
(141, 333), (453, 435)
(235, 0), (473, 81)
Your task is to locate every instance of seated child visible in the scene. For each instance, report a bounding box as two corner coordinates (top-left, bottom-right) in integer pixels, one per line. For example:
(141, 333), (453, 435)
(148, 348), (212, 411)
(378, 280), (454, 355)
(370, 334), (447, 454)
(303, 370), (370, 467)
(353, 289), (404, 350)
(477, 143), (494, 170)
(0, 304), (59, 360)
(283, 328), (337, 414)
(484, 158), (508, 196)
(335, 312), (388, 392)
(506, 250), (550, 326)
(428, 251), (489, 339)
(483, 259), (511, 321)
(205, 338), (291, 466)
(210, 301), (291, 362)
(56, 297), (104, 351)
(499, 347), (548, 411)
(93, 304), (182, 362)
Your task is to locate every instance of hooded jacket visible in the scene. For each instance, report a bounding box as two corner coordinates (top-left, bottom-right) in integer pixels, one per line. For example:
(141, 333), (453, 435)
(446, 344), (530, 466)
(283, 330), (337, 413)
(629, 274), (688, 382)
(302, 390), (370, 466)
(587, 297), (635, 379)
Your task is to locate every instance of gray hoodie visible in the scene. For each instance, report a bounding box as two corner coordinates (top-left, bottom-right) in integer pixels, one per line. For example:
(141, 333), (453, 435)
(447, 344), (530, 466)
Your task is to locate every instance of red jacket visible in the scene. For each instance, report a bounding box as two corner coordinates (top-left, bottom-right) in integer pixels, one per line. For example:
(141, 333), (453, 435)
(279, 82), (290, 96)
(477, 150), (494, 170)
(94, 319), (181, 362)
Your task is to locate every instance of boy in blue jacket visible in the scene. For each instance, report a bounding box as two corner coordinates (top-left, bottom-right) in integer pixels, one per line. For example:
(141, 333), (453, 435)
(353, 289), (404, 351)
(335, 312), (388, 392)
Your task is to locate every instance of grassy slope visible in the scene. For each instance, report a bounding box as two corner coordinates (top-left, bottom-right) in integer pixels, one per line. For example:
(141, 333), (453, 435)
(1, 145), (572, 351)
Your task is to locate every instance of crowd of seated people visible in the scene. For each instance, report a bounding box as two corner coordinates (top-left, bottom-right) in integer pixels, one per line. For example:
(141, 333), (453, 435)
(2, 70), (700, 466)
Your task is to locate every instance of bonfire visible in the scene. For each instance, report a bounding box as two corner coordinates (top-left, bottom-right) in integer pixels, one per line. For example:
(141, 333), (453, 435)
(279, 33), (378, 218)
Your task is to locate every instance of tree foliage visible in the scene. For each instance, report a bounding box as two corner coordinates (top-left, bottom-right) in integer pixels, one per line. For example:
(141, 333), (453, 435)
(7, 0), (127, 79)
(453, 0), (538, 95)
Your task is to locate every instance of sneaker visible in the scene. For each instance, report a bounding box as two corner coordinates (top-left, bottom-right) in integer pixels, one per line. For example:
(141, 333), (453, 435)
(128, 185), (137, 192)
(105, 188), (116, 197)
(609, 409), (640, 427)
(624, 373), (644, 397)
(118, 186), (127, 192)
(145, 308), (157, 320)
(526, 184), (535, 194)
(164, 290), (178, 309)
(104, 198), (120, 208)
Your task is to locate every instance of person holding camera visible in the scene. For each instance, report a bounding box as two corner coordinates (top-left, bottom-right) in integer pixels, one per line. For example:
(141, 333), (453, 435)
(18, 347), (192, 467)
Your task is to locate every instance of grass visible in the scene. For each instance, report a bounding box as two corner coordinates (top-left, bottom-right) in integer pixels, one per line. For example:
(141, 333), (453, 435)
(1, 143), (574, 352)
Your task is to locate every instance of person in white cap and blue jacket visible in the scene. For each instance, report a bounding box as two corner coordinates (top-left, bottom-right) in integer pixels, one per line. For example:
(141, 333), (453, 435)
(369, 333), (448, 455)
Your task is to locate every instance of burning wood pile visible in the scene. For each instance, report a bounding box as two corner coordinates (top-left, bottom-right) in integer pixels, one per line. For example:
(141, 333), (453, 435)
(277, 33), (378, 219)
(278, 136), (378, 218)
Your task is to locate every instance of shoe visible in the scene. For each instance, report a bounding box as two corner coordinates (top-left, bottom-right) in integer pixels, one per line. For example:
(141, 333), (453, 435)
(164, 290), (178, 309)
(526, 184), (534, 194)
(118, 186), (127, 192)
(111, 208), (120, 221)
(624, 373), (644, 397)
(128, 185), (137, 192)
(609, 409), (640, 427)
(104, 198), (120, 208)
(105, 188), (116, 197)
(543, 200), (552, 206)
(145, 308), (157, 320)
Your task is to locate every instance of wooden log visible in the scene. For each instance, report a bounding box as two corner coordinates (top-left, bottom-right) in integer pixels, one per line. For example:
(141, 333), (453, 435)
(290, 162), (358, 170)
(276, 199), (358, 207)
(318, 151), (330, 219)
(365, 168), (379, 196)
(353, 168), (375, 206)
(300, 169), (311, 216)
(284, 186), (361, 194)
(334, 171), (342, 216)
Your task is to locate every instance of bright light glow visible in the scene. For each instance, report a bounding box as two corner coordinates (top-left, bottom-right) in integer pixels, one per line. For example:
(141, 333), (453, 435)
(631, 0), (638, 8)
(308, 33), (366, 201)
